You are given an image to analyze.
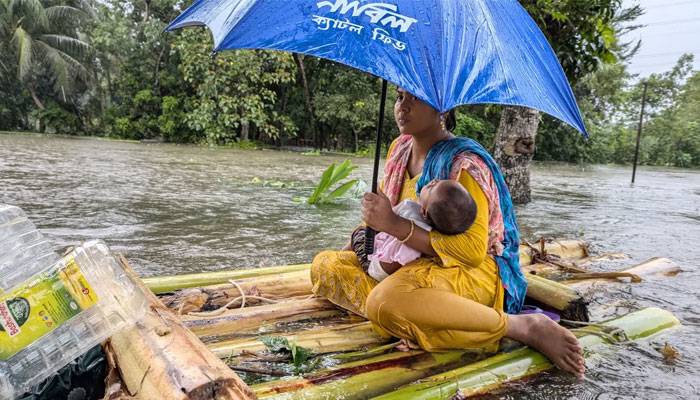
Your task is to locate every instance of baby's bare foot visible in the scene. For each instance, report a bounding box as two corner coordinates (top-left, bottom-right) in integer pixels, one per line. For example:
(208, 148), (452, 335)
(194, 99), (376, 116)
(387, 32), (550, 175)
(395, 338), (419, 352)
(507, 314), (585, 377)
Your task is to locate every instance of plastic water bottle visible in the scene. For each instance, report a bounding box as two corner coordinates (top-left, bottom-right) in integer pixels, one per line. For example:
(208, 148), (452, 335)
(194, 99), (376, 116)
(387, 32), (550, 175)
(0, 205), (147, 399)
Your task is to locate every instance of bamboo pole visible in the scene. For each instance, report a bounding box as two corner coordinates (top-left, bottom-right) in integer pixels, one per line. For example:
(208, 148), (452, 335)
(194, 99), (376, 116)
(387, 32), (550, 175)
(208, 321), (390, 359)
(525, 274), (589, 321)
(252, 350), (473, 399)
(182, 297), (343, 338)
(373, 307), (680, 400)
(104, 255), (256, 400)
(147, 240), (589, 295)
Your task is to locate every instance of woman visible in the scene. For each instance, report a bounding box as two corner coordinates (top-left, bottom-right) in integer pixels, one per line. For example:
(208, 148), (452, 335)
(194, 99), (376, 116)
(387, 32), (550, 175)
(311, 88), (584, 377)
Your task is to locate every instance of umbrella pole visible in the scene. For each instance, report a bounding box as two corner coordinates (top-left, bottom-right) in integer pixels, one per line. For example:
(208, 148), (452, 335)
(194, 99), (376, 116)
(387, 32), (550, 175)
(365, 79), (389, 256)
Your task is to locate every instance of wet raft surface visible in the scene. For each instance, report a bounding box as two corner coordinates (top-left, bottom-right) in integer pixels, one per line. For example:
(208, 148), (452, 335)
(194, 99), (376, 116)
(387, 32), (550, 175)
(147, 240), (682, 399)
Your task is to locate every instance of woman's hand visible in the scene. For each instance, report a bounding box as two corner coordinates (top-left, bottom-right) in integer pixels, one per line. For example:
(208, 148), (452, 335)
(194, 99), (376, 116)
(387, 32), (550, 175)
(361, 191), (399, 233)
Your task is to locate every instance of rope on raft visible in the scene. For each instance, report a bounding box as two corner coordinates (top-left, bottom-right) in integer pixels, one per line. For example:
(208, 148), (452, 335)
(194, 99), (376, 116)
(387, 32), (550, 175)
(524, 238), (642, 283)
(186, 279), (281, 317)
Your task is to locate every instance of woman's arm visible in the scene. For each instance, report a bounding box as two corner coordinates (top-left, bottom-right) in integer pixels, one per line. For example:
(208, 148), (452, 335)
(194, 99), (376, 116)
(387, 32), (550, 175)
(361, 191), (437, 256)
(382, 215), (437, 256)
(362, 171), (490, 267)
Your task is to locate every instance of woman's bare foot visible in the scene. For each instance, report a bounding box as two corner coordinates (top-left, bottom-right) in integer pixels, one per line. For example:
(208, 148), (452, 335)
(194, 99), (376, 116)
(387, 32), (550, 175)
(506, 313), (585, 378)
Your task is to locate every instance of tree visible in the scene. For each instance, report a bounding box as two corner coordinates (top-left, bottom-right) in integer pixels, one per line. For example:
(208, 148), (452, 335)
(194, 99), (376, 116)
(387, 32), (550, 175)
(0, 0), (93, 130)
(89, 0), (187, 139)
(641, 55), (699, 167)
(493, 0), (643, 203)
(174, 28), (297, 145)
(292, 53), (318, 148)
(535, 62), (632, 165)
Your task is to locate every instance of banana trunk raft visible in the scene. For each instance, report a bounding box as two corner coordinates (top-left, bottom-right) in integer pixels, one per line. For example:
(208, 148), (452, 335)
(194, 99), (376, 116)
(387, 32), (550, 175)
(102, 240), (682, 400)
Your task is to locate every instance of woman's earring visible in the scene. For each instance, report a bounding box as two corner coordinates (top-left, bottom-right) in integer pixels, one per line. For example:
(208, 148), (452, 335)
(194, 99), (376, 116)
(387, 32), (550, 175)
(440, 115), (446, 131)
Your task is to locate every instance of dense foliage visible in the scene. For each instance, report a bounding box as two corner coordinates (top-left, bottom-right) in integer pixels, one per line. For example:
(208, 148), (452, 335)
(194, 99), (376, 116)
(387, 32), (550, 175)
(0, 0), (698, 167)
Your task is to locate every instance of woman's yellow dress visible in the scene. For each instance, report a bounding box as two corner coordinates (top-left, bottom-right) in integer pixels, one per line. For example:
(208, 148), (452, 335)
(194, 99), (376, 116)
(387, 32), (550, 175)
(311, 167), (508, 352)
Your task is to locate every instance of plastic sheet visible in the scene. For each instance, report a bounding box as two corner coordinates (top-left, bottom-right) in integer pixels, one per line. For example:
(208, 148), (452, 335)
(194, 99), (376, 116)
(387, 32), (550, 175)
(167, 0), (588, 135)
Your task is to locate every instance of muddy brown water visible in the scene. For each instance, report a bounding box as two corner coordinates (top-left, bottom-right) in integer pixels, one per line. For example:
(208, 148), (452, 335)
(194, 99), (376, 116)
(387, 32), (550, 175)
(1, 133), (699, 399)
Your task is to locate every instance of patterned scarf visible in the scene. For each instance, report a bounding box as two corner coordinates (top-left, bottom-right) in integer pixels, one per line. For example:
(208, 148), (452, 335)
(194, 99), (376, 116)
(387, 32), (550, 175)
(382, 134), (527, 314)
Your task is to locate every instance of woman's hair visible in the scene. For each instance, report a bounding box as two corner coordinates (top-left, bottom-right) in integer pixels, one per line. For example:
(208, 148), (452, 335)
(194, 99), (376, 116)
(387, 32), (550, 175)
(443, 109), (457, 132)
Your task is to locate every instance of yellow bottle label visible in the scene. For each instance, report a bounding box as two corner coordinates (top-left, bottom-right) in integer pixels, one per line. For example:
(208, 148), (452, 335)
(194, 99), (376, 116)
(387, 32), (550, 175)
(0, 257), (98, 360)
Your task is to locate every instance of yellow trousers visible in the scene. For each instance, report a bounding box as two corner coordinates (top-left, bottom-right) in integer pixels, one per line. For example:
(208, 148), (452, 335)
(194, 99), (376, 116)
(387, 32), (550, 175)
(310, 250), (507, 352)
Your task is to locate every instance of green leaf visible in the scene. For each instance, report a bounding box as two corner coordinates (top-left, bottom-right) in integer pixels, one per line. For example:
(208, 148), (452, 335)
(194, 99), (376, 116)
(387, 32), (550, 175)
(328, 159), (356, 186)
(12, 26), (33, 80)
(290, 341), (312, 368)
(320, 179), (358, 203)
(260, 336), (290, 353)
(308, 163), (336, 205)
(259, 336), (314, 373)
(308, 160), (361, 205)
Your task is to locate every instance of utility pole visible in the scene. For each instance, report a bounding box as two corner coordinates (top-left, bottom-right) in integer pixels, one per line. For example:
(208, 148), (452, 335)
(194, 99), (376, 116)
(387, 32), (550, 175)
(632, 81), (648, 184)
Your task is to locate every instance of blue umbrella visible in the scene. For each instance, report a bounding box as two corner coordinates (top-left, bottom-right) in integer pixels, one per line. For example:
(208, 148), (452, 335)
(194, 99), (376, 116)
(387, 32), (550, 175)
(167, 0), (586, 134)
(166, 0), (587, 265)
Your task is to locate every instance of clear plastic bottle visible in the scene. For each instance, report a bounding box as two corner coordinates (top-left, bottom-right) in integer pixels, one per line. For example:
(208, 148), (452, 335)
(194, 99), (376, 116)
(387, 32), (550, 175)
(0, 205), (147, 399)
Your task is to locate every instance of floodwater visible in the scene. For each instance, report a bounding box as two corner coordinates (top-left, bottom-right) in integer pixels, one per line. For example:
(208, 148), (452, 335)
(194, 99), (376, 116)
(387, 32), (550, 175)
(1, 133), (699, 399)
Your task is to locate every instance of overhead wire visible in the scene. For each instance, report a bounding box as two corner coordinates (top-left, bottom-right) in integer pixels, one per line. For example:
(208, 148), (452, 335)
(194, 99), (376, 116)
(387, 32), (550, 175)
(644, 17), (700, 27)
(642, 1), (699, 9)
(634, 50), (700, 58)
(620, 2), (700, 73)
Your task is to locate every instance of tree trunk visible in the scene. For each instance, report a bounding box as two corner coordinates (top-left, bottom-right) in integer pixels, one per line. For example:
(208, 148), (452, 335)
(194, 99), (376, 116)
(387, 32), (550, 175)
(153, 44), (167, 92)
(292, 53), (317, 149)
(143, 0), (151, 21)
(105, 65), (114, 107)
(353, 129), (359, 153)
(29, 87), (45, 110)
(240, 120), (250, 141)
(30, 88), (46, 132)
(493, 106), (540, 204)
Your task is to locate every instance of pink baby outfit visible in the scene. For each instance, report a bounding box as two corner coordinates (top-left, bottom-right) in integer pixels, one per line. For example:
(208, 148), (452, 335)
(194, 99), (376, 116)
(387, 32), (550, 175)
(367, 200), (432, 281)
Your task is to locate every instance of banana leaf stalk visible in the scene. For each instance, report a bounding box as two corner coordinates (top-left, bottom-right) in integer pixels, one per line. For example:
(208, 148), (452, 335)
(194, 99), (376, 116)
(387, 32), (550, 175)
(160, 270), (313, 313)
(208, 321), (390, 359)
(329, 341), (402, 362)
(145, 263), (312, 294)
(252, 350), (478, 399)
(524, 274), (589, 321)
(146, 240), (589, 294)
(105, 256), (256, 400)
(518, 239), (588, 266)
(373, 307), (679, 400)
(566, 257), (681, 290)
(182, 297), (344, 338)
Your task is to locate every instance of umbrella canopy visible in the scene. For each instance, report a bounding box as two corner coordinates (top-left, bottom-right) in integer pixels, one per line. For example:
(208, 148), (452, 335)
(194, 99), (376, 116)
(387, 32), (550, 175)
(167, 0), (587, 135)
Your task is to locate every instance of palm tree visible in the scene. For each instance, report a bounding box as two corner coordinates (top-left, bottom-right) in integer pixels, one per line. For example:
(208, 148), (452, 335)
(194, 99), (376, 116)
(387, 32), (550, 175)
(0, 0), (93, 112)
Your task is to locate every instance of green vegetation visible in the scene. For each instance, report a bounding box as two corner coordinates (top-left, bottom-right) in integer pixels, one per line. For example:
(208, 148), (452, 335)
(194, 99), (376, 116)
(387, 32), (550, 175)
(260, 336), (317, 374)
(307, 160), (360, 205)
(1, 0), (698, 167)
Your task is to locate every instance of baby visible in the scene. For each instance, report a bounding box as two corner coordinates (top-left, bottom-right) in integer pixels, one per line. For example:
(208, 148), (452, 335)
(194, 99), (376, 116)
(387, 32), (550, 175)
(352, 180), (477, 281)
